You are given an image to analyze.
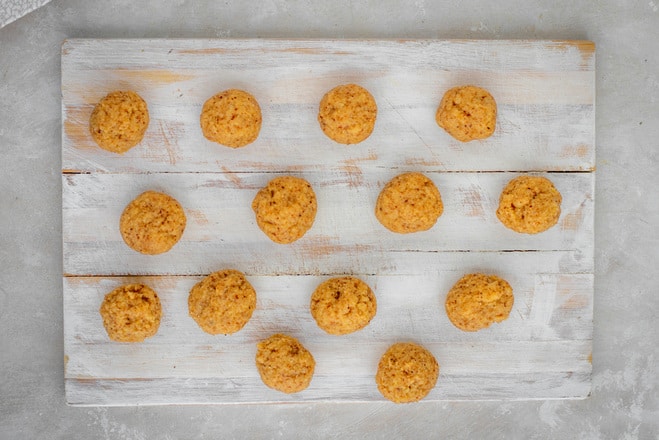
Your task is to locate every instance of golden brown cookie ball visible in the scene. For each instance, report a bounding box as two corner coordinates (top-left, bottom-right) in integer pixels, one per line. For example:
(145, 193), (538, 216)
(444, 273), (514, 332)
(89, 90), (150, 153)
(188, 269), (257, 335)
(318, 84), (377, 144)
(375, 172), (443, 233)
(119, 190), (187, 255)
(496, 175), (562, 234)
(99, 283), (162, 342)
(375, 342), (439, 403)
(200, 89), (262, 148)
(251, 176), (317, 244)
(436, 85), (496, 142)
(255, 334), (316, 394)
(310, 276), (377, 335)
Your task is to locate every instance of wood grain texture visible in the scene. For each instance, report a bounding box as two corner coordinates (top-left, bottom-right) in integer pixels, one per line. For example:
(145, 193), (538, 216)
(62, 172), (593, 276)
(62, 39), (595, 405)
(62, 39), (595, 174)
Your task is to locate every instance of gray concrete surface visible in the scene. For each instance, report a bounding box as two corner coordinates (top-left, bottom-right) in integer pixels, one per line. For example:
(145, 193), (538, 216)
(1, 0), (657, 438)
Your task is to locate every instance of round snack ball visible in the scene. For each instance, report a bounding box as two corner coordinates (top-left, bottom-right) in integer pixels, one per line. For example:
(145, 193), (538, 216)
(99, 283), (162, 342)
(445, 273), (514, 332)
(200, 89), (262, 148)
(310, 276), (377, 335)
(318, 83), (377, 144)
(376, 342), (439, 403)
(89, 90), (150, 154)
(188, 269), (257, 335)
(251, 176), (317, 244)
(496, 175), (562, 234)
(435, 85), (497, 142)
(255, 333), (316, 394)
(120, 190), (187, 255)
(375, 172), (443, 234)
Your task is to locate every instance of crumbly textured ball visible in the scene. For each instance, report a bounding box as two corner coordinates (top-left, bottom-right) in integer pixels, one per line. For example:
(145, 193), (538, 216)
(496, 175), (562, 234)
(99, 283), (162, 342)
(251, 176), (317, 244)
(445, 273), (514, 332)
(375, 172), (443, 234)
(375, 342), (439, 403)
(310, 276), (377, 335)
(89, 90), (150, 153)
(200, 89), (262, 148)
(255, 334), (316, 394)
(318, 84), (377, 144)
(119, 190), (187, 255)
(188, 269), (257, 335)
(435, 85), (497, 142)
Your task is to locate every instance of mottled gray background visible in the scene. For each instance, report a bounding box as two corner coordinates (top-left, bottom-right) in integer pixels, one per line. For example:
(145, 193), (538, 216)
(1, 0), (657, 438)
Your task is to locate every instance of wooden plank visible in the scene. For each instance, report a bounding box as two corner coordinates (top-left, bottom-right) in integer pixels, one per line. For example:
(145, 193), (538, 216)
(66, 370), (593, 406)
(64, 273), (592, 404)
(62, 39), (595, 174)
(62, 39), (595, 405)
(64, 273), (594, 347)
(62, 172), (594, 276)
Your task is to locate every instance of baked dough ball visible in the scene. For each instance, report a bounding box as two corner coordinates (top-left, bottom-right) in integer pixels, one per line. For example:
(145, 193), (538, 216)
(375, 172), (443, 233)
(188, 269), (257, 335)
(251, 176), (317, 244)
(99, 283), (162, 342)
(318, 84), (377, 144)
(255, 334), (316, 394)
(375, 342), (439, 403)
(445, 273), (514, 332)
(200, 89), (262, 148)
(310, 276), (377, 335)
(496, 175), (562, 234)
(435, 85), (496, 142)
(119, 190), (187, 255)
(89, 90), (149, 153)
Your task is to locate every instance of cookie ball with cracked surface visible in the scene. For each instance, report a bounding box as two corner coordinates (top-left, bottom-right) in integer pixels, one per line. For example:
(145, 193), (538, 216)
(251, 176), (317, 244)
(255, 333), (316, 394)
(375, 172), (443, 234)
(318, 83), (377, 144)
(200, 89), (262, 148)
(310, 276), (377, 335)
(89, 90), (149, 153)
(99, 283), (161, 343)
(119, 190), (186, 255)
(436, 85), (496, 142)
(444, 273), (514, 332)
(375, 342), (439, 403)
(188, 269), (257, 335)
(496, 175), (562, 234)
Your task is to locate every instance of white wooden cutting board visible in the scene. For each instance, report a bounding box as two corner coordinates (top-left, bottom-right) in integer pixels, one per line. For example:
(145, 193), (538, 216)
(61, 39), (595, 405)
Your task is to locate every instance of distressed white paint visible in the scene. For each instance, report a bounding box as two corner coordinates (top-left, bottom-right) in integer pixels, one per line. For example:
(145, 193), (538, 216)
(62, 171), (594, 276)
(62, 39), (595, 174)
(64, 273), (592, 404)
(61, 39), (595, 405)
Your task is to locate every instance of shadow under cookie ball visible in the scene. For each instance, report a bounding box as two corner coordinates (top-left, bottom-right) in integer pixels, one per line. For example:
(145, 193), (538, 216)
(188, 269), (257, 335)
(318, 83), (377, 144)
(251, 176), (318, 244)
(200, 89), (262, 148)
(496, 175), (562, 234)
(375, 342), (439, 403)
(310, 276), (377, 335)
(255, 333), (316, 394)
(435, 85), (497, 142)
(119, 190), (187, 255)
(99, 283), (162, 343)
(89, 90), (150, 154)
(444, 273), (514, 332)
(375, 172), (443, 233)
